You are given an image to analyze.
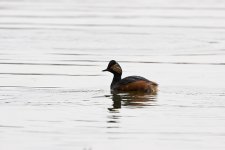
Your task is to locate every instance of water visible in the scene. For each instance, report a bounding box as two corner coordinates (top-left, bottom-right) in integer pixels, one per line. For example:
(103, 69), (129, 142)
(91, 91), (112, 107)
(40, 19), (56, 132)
(1, 0), (225, 149)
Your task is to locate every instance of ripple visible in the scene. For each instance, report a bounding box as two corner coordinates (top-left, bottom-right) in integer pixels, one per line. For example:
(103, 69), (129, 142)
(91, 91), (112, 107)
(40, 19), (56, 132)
(1, 14), (225, 20)
(1, 24), (225, 31)
(0, 125), (24, 128)
(0, 62), (97, 66)
(0, 72), (100, 77)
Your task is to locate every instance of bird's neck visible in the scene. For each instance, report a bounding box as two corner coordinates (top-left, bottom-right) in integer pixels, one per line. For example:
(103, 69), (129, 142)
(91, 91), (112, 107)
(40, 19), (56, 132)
(111, 74), (121, 89)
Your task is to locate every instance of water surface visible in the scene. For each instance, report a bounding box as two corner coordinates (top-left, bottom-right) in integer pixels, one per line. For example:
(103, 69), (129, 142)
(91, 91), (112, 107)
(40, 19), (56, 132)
(1, 0), (225, 150)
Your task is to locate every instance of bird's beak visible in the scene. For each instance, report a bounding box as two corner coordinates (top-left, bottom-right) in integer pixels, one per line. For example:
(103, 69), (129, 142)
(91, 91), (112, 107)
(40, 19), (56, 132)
(102, 69), (108, 72)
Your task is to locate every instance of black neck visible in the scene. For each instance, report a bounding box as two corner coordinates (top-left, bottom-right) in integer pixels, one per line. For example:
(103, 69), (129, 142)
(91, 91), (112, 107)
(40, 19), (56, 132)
(110, 73), (121, 89)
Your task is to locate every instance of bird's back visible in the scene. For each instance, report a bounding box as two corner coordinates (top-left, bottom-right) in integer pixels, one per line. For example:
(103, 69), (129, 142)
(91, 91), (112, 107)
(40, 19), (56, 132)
(112, 76), (158, 93)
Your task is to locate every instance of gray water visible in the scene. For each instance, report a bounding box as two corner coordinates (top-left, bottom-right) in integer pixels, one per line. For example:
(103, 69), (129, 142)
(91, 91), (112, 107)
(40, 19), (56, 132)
(1, 0), (225, 150)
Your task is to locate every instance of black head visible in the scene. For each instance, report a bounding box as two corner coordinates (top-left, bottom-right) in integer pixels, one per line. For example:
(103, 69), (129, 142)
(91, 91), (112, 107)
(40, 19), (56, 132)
(103, 60), (122, 75)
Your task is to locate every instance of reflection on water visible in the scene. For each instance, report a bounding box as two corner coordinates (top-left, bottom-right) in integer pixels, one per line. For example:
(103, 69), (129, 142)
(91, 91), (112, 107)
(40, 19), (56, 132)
(108, 92), (157, 111)
(110, 94), (122, 110)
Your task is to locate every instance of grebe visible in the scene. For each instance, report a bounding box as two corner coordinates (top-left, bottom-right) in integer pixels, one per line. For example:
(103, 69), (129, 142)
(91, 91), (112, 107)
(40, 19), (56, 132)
(103, 60), (158, 93)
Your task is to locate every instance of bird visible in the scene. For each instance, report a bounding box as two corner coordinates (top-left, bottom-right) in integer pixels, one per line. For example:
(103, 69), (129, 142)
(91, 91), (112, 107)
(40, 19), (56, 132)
(103, 60), (158, 93)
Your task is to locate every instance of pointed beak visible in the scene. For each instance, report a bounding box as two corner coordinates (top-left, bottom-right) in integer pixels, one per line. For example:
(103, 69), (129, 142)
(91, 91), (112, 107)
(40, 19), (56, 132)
(102, 69), (108, 72)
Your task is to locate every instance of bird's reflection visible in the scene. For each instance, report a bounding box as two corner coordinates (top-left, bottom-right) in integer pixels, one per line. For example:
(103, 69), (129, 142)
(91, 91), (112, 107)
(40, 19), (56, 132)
(106, 92), (157, 130)
(108, 91), (157, 111)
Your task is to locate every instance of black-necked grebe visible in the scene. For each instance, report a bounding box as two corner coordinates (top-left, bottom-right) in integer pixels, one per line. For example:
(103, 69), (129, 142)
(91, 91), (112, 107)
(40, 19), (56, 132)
(103, 60), (158, 93)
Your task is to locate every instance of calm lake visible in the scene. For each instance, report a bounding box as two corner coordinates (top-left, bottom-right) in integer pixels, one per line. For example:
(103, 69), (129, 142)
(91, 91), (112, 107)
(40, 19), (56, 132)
(1, 0), (225, 150)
